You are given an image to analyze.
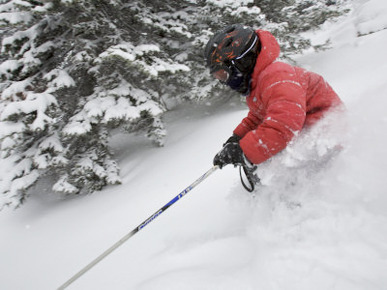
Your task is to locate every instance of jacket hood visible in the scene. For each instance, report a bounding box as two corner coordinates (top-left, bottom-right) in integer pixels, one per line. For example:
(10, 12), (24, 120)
(250, 30), (281, 89)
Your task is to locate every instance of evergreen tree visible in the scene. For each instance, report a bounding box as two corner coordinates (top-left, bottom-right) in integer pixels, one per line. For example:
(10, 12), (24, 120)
(0, 0), (188, 208)
(0, 0), (350, 209)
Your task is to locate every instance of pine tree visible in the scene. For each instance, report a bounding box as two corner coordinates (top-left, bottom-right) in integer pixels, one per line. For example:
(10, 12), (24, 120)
(0, 0), (189, 208)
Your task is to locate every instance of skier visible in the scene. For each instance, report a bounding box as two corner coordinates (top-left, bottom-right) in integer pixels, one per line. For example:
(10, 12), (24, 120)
(205, 24), (343, 172)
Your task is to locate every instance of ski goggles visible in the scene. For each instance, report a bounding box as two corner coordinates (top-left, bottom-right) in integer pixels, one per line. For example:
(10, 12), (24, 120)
(212, 67), (231, 83)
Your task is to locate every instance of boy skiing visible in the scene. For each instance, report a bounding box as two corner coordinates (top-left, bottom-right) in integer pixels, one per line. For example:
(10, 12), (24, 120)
(204, 24), (343, 172)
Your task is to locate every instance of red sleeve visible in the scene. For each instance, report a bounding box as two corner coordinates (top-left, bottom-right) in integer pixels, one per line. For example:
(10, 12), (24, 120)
(233, 111), (263, 138)
(240, 67), (307, 164)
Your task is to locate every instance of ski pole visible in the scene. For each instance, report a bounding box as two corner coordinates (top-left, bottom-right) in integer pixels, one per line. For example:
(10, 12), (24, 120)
(58, 165), (219, 290)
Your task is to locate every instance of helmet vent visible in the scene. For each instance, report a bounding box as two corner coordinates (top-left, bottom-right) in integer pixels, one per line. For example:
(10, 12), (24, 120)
(225, 38), (233, 47)
(226, 26), (236, 33)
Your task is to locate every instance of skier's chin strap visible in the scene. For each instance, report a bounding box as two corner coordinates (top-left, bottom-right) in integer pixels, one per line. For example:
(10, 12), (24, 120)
(239, 164), (260, 192)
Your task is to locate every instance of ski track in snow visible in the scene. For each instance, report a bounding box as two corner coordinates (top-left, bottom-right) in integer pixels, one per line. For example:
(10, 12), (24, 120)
(1, 1), (387, 289)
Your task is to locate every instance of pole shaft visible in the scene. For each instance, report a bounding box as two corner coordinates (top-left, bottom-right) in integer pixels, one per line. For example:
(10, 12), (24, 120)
(58, 166), (218, 289)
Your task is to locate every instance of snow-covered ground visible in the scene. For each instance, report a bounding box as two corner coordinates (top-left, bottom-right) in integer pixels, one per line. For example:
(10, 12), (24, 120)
(1, 0), (387, 289)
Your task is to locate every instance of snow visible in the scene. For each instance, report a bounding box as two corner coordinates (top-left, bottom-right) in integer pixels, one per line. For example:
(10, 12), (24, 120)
(354, 0), (387, 35)
(39, 134), (64, 153)
(98, 42), (190, 77)
(0, 92), (57, 131)
(0, 59), (22, 78)
(44, 69), (76, 89)
(0, 121), (25, 139)
(1, 0), (387, 289)
(1, 78), (32, 101)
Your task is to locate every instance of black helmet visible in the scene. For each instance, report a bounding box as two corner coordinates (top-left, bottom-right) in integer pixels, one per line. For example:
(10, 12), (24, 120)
(204, 24), (260, 85)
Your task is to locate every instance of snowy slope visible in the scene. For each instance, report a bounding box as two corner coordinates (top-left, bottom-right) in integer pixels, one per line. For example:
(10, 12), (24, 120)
(1, 0), (387, 289)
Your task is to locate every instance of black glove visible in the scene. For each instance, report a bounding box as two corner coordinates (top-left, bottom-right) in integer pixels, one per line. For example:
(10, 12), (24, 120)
(223, 134), (242, 146)
(213, 142), (246, 169)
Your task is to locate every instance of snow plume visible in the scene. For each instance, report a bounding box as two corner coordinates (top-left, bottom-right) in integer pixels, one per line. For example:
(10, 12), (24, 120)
(232, 94), (387, 289)
(257, 109), (348, 190)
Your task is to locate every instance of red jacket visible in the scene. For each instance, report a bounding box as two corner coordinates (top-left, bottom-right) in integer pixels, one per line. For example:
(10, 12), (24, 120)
(234, 30), (343, 164)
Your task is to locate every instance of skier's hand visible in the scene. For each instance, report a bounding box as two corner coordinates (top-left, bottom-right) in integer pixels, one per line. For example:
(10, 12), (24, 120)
(213, 142), (246, 169)
(223, 134), (241, 146)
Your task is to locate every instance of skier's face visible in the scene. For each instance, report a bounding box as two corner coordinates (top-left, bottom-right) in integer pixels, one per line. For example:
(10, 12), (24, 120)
(212, 68), (230, 83)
